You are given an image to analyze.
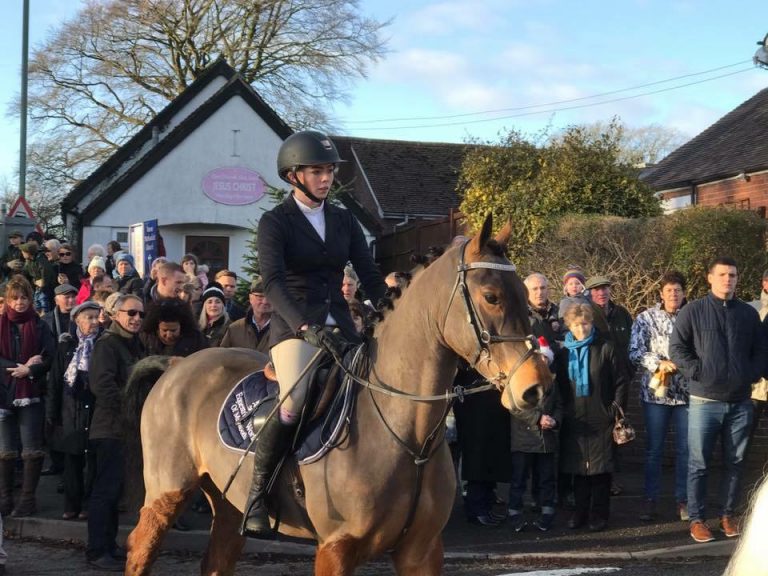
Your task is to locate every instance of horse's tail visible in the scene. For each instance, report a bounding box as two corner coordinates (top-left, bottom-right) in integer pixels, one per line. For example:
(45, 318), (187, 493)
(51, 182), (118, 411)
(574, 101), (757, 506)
(124, 355), (172, 433)
(123, 355), (172, 510)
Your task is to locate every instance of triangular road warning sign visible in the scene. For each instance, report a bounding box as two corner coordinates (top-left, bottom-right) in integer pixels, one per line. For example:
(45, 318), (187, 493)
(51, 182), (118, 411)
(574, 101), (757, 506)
(6, 197), (36, 220)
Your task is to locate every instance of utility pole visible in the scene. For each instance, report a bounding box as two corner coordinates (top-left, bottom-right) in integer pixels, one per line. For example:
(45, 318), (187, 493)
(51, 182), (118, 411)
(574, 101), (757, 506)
(19, 0), (29, 199)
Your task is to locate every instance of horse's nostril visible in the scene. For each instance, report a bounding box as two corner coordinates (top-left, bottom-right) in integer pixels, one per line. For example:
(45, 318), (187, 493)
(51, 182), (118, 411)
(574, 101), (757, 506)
(522, 384), (543, 406)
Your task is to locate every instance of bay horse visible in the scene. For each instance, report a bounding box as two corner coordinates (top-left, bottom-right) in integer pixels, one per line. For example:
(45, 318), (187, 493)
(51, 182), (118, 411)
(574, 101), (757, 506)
(125, 214), (552, 575)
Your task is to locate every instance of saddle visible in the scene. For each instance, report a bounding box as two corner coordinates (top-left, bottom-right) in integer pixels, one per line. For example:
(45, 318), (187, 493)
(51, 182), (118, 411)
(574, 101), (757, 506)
(260, 358), (342, 426)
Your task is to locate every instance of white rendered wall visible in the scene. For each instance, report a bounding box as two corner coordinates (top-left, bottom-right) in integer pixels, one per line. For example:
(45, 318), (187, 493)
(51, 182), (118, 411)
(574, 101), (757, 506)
(84, 95), (283, 277)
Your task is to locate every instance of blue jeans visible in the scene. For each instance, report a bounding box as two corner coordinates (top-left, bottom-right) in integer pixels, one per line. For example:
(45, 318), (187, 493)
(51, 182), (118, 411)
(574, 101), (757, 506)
(0, 403), (44, 456)
(643, 402), (688, 503)
(687, 398), (753, 522)
(508, 451), (556, 512)
(33, 288), (49, 314)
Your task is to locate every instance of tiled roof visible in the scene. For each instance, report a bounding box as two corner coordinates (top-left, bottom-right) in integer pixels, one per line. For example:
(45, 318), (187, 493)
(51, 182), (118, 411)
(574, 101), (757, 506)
(333, 136), (471, 217)
(643, 87), (768, 190)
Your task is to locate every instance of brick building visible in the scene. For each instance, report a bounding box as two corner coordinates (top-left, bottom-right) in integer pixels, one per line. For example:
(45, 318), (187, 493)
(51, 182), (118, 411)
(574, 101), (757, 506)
(643, 86), (768, 215)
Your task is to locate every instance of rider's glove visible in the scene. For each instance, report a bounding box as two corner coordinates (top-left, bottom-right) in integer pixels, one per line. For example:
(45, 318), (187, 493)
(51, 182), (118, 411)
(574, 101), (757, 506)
(301, 325), (345, 358)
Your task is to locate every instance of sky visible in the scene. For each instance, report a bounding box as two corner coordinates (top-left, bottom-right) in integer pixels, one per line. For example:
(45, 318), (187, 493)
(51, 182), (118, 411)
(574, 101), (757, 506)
(0, 0), (767, 188)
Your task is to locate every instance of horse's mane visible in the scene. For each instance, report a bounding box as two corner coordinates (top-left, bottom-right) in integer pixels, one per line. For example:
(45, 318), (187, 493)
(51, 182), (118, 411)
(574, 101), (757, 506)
(367, 247), (445, 332)
(369, 237), (508, 333)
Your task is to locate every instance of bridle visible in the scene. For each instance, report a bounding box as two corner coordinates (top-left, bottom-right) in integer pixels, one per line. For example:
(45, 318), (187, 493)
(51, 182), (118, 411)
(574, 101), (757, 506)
(443, 240), (540, 401)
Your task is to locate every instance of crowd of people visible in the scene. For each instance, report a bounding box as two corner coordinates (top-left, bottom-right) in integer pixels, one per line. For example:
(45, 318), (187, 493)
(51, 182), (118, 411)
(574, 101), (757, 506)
(454, 257), (767, 548)
(0, 229), (283, 572)
(1, 130), (767, 573)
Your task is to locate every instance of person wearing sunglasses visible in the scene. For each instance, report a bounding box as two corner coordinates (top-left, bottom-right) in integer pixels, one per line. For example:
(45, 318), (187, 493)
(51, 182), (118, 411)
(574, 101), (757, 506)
(85, 293), (145, 572)
(56, 244), (83, 289)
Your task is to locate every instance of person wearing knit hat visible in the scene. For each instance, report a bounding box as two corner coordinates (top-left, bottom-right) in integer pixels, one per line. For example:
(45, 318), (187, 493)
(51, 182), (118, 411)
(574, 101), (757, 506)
(198, 282), (230, 347)
(114, 252), (134, 267)
(558, 266), (589, 336)
(75, 256), (108, 305)
(114, 253), (143, 298)
(87, 256), (107, 281)
(562, 266), (587, 297)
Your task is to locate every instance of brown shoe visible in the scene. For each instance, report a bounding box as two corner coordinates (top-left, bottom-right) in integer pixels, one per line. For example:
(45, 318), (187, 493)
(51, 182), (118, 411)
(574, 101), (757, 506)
(720, 516), (740, 538)
(690, 520), (715, 543)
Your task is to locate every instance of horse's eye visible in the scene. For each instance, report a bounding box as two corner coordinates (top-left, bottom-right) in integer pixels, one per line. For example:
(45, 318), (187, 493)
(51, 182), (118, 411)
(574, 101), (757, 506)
(484, 293), (499, 305)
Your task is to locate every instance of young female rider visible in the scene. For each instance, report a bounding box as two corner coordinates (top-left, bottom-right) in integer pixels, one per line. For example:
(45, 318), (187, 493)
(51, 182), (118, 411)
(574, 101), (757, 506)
(241, 131), (387, 538)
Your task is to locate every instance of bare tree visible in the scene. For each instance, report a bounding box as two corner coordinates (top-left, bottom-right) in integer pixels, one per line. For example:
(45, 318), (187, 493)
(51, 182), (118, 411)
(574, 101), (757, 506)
(555, 118), (688, 166)
(24, 0), (388, 182)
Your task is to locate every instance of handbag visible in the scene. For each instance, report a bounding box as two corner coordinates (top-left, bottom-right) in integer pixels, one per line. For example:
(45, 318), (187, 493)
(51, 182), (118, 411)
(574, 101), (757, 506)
(612, 402), (636, 445)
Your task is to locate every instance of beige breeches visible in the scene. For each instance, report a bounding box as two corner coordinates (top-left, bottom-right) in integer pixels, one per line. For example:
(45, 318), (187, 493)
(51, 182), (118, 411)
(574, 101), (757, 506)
(271, 338), (323, 416)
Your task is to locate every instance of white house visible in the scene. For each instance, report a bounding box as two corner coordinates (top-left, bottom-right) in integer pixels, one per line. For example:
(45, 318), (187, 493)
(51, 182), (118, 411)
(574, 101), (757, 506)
(62, 59), (293, 279)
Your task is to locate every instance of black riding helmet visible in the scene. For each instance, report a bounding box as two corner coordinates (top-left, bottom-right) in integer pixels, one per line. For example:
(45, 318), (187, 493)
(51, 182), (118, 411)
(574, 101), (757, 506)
(277, 131), (346, 196)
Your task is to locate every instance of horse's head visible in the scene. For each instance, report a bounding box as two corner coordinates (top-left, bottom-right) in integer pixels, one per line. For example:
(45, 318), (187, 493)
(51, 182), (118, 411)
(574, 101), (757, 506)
(442, 214), (552, 411)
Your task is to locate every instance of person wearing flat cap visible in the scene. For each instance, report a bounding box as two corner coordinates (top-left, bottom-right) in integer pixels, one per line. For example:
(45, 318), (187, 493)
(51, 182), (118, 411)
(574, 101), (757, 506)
(1, 230), (24, 280)
(584, 276), (633, 356)
(19, 242), (55, 314)
(198, 282), (230, 348)
(114, 253), (143, 298)
(220, 277), (272, 355)
(43, 284), (79, 342)
(45, 300), (103, 524)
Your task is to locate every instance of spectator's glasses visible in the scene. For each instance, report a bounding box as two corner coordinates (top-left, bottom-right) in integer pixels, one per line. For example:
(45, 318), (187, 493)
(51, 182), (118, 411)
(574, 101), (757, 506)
(59, 251), (72, 256)
(120, 309), (145, 318)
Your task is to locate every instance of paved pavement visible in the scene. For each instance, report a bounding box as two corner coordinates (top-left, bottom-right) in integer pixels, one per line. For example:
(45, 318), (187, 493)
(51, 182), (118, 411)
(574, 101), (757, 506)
(4, 459), (759, 562)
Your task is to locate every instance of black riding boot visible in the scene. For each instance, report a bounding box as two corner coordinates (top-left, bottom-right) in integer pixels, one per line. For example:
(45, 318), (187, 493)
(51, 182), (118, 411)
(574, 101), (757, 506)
(239, 417), (296, 538)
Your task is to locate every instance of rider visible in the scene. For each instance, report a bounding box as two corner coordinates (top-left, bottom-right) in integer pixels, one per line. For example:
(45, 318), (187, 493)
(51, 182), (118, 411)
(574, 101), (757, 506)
(241, 130), (387, 538)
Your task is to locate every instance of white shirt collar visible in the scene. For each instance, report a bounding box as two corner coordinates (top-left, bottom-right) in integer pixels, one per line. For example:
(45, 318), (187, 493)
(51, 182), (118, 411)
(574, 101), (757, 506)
(293, 194), (324, 214)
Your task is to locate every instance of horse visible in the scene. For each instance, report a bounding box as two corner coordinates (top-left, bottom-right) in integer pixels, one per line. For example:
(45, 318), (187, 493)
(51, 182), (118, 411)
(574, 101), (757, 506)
(124, 214), (553, 576)
(724, 470), (768, 576)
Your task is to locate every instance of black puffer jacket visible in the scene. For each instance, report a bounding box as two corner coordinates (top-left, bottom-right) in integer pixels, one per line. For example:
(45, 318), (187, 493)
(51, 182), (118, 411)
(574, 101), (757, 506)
(116, 271), (144, 298)
(670, 293), (766, 402)
(88, 322), (145, 440)
(557, 334), (629, 476)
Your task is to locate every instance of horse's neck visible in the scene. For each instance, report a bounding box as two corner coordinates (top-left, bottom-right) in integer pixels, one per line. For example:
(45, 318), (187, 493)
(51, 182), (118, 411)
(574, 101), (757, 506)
(367, 263), (458, 439)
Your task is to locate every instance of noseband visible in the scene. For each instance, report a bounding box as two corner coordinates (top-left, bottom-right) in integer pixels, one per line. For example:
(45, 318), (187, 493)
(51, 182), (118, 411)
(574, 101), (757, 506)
(444, 241), (540, 394)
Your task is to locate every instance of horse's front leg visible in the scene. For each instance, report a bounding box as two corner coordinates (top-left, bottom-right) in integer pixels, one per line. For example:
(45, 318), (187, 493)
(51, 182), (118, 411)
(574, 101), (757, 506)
(315, 536), (365, 576)
(392, 534), (444, 576)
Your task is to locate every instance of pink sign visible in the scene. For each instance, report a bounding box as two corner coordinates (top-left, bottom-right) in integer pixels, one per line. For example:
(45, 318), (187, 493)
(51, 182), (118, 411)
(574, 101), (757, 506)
(201, 167), (266, 205)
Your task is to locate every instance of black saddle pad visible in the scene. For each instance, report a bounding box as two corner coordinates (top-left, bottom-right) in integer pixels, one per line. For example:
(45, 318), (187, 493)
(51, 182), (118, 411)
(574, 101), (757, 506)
(217, 371), (279, 451)
(216, 349), (362, 463)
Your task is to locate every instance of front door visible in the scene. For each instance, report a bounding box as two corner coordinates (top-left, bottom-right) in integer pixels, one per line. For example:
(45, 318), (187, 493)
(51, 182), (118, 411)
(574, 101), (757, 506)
(185, 236), (229, 282)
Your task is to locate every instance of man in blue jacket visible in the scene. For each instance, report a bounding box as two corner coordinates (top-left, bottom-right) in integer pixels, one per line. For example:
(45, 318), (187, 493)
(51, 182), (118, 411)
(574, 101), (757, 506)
(670, 256), (767, 544)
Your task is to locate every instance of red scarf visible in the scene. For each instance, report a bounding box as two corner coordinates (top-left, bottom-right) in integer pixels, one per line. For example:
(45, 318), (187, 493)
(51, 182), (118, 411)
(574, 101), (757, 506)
(0, 307), (41, 404)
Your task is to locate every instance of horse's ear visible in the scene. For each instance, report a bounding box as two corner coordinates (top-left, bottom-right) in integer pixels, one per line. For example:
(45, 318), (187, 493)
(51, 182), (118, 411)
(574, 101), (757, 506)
(495, 220), (512, 249)
(468, 213), (493, 257)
